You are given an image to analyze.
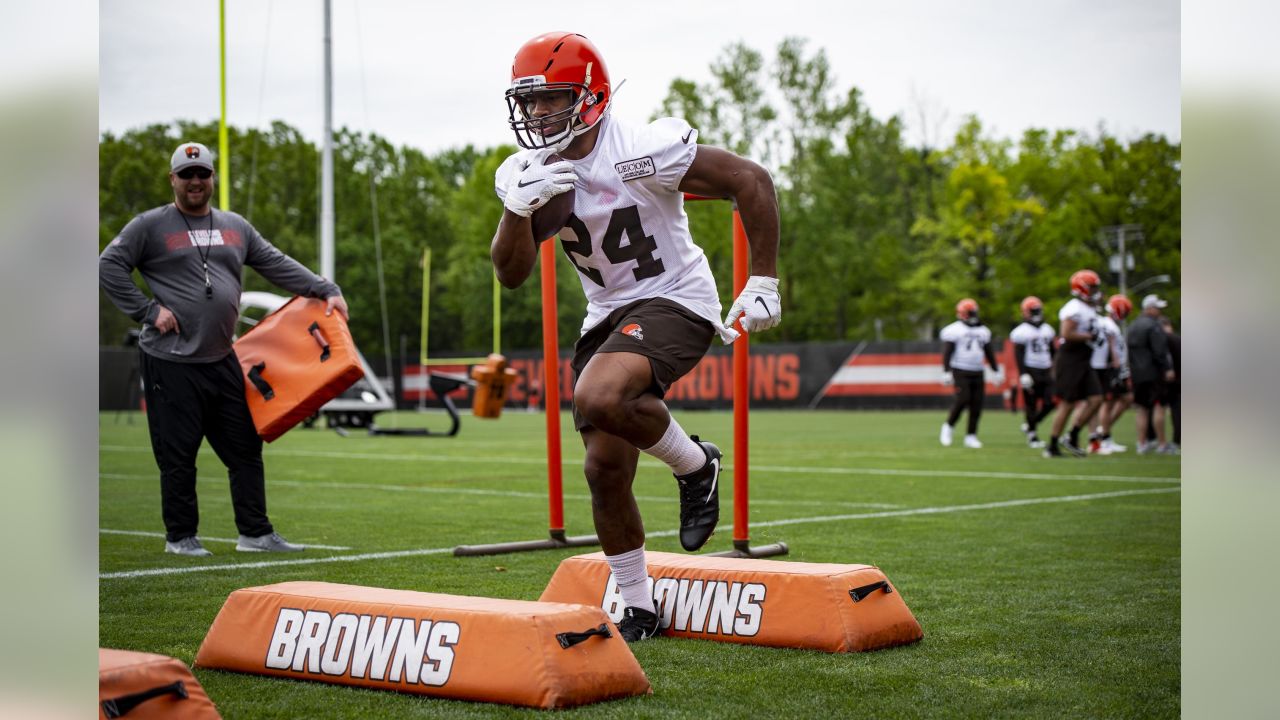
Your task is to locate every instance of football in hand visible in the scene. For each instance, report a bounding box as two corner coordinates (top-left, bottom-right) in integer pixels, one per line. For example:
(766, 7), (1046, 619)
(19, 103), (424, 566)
(530, 153), (575, 243)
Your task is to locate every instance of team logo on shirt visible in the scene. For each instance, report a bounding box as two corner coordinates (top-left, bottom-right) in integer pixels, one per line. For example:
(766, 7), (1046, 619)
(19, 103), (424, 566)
(614, 156), (655, 181)
(620, 323), (644, 341)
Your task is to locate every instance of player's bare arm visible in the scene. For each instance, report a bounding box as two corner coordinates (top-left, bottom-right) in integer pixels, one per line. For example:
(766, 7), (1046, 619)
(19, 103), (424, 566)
(1060, 317), (1091, 343)
(679, 146), (779, 277)
(491, 212), (539, 289)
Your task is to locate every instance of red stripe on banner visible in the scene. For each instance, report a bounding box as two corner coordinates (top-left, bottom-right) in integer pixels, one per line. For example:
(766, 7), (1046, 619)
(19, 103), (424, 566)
(825, 383), (954, 397)
(848, 353), (941, 367)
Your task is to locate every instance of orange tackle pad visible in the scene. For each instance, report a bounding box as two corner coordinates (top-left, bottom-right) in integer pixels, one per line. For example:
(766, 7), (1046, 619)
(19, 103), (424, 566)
(233, 296), (364, 442)
(99, 648), (222, 719)
(194, 581), (651, 709)
(540, 551), (923, 652)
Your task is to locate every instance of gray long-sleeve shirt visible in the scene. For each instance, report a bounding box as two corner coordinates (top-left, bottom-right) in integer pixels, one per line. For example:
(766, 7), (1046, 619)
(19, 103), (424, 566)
(99, 204), (341, 363)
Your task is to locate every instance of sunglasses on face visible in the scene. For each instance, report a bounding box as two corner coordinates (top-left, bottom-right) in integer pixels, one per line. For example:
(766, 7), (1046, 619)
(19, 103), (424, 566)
(177, 167), (213, 180)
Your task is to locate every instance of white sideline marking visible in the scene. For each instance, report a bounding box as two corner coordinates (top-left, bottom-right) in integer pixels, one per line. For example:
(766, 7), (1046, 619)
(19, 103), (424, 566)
(99, 528), (351, 551)
(99, 486), (1178, 581)
(99, 473), (902, 510)
(100, 546), (454, 580)
(100, 445), (1180, 485)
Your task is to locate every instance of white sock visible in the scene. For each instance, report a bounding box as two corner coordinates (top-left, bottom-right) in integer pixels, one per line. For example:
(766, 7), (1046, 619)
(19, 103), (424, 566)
(641, 417), (706, 476)
(604, 546), (654, 613)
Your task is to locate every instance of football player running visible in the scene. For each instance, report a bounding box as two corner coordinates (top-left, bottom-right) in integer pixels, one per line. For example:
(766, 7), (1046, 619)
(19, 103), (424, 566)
(1010, 296), (1056, 448)
(939, 299), (1001, 449)
(490, 33), (780, 643)
(1044, 270), (1105, 457)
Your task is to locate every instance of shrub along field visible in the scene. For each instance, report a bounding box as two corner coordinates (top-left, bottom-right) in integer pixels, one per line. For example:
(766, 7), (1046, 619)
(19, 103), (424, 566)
(100, 408), (1180, 718)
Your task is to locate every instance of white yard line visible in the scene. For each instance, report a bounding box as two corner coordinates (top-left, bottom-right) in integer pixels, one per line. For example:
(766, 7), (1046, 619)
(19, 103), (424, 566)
(99, 486), (1178, 581)
(99, 473), (901, 510)
(100, 445), (1180, 485)
(99, 528), (351, 550)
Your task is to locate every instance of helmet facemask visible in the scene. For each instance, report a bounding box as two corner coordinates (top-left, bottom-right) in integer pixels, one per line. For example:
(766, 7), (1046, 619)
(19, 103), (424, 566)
(506, 65), (605, 152)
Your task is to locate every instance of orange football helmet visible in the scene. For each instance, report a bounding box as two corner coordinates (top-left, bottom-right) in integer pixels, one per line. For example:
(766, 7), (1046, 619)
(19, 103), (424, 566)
(1069, 269), (1102, 302)
(506, 32), (612, 152)
(1020, 296), (1044, 323)
(956, 298), (980, 325)
(1106, 294), (1133, 320)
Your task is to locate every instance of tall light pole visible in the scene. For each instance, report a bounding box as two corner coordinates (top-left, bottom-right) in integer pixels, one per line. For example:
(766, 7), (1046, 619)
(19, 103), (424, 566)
(320, 0), (335, 281)
(1100, 224), (1143, 295)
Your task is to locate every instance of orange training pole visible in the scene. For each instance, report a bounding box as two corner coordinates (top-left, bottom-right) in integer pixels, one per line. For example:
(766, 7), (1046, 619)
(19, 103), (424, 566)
(731, 209), (750, 547)
(540, 239), (565, 535)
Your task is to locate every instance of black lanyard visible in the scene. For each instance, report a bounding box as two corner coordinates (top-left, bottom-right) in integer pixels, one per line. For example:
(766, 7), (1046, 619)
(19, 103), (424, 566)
(176, 206), (215, 299)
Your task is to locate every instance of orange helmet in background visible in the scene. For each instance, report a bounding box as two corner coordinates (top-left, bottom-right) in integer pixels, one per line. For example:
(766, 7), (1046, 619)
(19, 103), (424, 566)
(505, 32), (613, 151)
(1069, 269), (1102, 302)
(956, 298), (980, 325)
(1021, 296), (1044, 323)
(1106, 294), (1133, 320)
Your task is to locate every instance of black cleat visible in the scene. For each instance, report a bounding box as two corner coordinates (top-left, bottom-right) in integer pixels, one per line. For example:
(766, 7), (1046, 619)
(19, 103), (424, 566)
(675, 436), (721, 552)
(1042, 444), (1063, 458)
(616, 606), (660, 643)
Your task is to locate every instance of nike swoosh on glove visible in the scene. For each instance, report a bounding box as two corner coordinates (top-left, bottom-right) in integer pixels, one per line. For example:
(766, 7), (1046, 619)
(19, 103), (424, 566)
(722, 275), (781, 341)
(504, 155), (576, 217)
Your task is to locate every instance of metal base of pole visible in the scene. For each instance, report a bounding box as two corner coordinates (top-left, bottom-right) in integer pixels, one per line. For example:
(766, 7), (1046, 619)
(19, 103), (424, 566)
(453, 529), (600, 557)
(704, 539), (789, 559)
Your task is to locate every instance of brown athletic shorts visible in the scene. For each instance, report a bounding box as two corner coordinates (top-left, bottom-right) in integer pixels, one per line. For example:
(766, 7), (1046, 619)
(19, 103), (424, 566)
(1053, 348), (1102, 402)
(570, 297), (715, 431)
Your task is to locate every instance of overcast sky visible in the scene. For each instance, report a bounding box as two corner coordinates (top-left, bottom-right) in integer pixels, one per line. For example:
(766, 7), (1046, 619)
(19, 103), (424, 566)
(100, 0), (1180, 158)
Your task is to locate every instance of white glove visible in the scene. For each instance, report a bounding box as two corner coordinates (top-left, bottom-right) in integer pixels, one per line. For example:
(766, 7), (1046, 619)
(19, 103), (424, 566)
(941, 370), (953, 386)
(1020, 373), (1034, 390)
(722, 276), (781, 339)
(503, 156), (576, 217)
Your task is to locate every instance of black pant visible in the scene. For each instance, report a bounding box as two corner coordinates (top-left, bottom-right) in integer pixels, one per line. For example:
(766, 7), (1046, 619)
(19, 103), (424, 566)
(1166, 384), (1181, 444)
(140, 349), (273, 541)
(1022, 367), (1054, 431)
(947, 369), (986, 434)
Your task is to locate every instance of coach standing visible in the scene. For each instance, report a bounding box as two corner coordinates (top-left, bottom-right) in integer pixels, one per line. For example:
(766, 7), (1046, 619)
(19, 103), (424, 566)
(1126, 294), (1175, 454)
(99, 142), (349, 557)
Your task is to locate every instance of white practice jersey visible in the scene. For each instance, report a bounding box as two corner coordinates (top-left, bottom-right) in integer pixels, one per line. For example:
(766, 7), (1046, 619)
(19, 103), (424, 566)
(940, 321), (992, 372)
(495, 115), (721, 336)
(1090, 315), (1125, 370)
(1058, 298), (1099, 348)
(1009, 322), (1056, 370)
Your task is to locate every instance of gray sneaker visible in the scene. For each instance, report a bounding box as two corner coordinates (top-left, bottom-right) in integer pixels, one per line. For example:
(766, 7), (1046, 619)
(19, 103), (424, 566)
(164, 536), (213, 557)
(236, 532), (305, 553)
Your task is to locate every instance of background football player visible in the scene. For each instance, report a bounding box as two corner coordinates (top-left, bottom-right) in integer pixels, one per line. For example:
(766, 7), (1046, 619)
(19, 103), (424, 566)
(490, 33), (781, 643)
(1089, 295), (1133, 454)
(939, 298), (1001, 449)
(1044, 270), (1105, 457)
(1010, 295), (1056, 448)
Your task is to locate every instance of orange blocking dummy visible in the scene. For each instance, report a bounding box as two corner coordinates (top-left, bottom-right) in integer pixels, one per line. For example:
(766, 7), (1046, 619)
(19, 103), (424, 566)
(194, 581), (651, 709)
(540, 551), (923, 653)
(99, 648), (222, 719)
(233, 296), (364, 442)
(470, 353), (518, 418)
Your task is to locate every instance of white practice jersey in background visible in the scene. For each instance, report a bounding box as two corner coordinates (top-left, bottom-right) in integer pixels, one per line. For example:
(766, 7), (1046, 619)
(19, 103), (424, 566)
(1058, 298), (1099, 341)
(1090, 315), (1125, 370)
(940, 321), (992, 372)
(1010, 322), (1056, 369)
(496, 115), (721, 336)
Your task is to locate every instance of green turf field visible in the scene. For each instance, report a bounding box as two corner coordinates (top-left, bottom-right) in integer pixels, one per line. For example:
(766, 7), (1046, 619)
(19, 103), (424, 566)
(99, 408), (1180, 718)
